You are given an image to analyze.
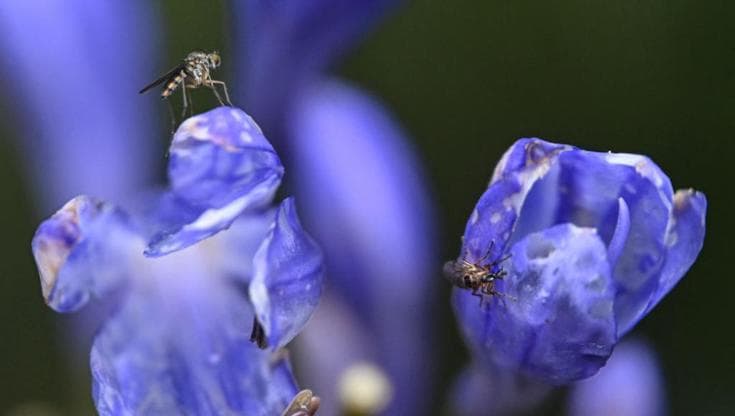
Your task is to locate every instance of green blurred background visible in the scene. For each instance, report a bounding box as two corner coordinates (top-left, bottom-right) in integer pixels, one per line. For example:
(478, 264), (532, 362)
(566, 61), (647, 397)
(1, 1), (732, 415)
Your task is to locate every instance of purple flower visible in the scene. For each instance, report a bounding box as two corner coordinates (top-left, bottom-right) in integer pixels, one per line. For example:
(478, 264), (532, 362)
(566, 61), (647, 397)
(0, 1), (158, 210)
(451, 138), (706, 384)
(568, 340), (666, 416)
(234, 0), (403, 131)
(447, 360), (551, 416)
(233, 2), (437, 415)
(31, 108), (323, 415)
(287, 80), (437, 416)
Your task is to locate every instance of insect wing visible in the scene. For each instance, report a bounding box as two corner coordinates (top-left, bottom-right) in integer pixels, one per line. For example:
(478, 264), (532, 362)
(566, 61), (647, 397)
(443, 260), (461, 283)
(138, 63), (185, 94)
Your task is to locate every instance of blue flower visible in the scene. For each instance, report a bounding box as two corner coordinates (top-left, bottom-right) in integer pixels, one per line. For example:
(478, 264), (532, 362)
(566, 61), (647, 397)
(233, 2), (438, 415)
(451, 138), (706, 384)
(568, 340), (666, 416)
(234, 0), (403, 131)
(31, 108), (323, 415)
(287, 80), (437, 416)
(0, 1), (158, 210)
(447, 360), (551, 416)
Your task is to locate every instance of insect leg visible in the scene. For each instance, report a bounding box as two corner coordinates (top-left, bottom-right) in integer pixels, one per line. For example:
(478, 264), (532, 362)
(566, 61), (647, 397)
(209, 80), (232, 106)
(185, 87), (194, 117)
(479, 241), (495, 263)
(496, 253), (512, 265)
(209, 85), (225, 106)
(165, 99), (178, 134)
(471, 287), (484, 307)
(181, 86), (189, 120)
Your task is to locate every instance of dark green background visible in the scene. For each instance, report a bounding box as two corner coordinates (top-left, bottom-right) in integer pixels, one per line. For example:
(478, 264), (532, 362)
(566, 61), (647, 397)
(1, 1), (732, 415)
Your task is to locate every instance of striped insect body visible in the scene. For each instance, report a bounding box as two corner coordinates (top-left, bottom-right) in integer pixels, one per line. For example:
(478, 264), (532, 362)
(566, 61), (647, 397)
(444, 241), (510, 304)
(139, 50), (231, 131)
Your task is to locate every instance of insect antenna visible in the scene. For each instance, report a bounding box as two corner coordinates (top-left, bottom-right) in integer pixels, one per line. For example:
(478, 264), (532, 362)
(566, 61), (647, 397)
(496, 253), (512, 265)
(478, 240), (495, 263)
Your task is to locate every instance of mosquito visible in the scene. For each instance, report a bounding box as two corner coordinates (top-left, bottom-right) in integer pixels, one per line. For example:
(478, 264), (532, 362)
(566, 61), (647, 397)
(444, 241), (511, 306)
(139, 50), (232, 131)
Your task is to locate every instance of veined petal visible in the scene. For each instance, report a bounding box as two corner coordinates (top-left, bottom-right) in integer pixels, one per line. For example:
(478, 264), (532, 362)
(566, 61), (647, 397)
(453, 224), (616, 384)
(0, 1), (158, 209)
(607, 198), (631, 266)
(482, 140), (700, 336)
(635, 189), (706, 332)
(568, 340), (666, 416)
(552, 151), (674, 334)
(90, 250), (297, 416)
(145, 107), (284, 257)
(288, 80), (437, 414)
(31, 195), (141, 312)
(462, 139), (570, 264)
(233, 0), (402, 129)
(250, 198), (323, 350)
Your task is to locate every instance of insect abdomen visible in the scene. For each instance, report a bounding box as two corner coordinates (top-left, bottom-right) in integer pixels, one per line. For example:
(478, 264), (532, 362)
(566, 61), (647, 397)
(161, 70), (187, 98)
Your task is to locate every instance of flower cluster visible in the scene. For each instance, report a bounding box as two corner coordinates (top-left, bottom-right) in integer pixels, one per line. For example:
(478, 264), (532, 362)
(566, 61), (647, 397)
(4, 1), (709, 415)
(32, 108), (323, 415)
(450, 138), (706, 384)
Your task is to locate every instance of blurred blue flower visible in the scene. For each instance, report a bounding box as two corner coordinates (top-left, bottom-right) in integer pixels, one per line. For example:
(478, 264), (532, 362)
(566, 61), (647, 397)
(568, 339), (666, 416)
(447, 359), (550, 416)
(234, 0), (402, 131)
(31, 108), (323, 415)
(233, 2), (437, 415)
(288, 80), (436, 416)
(451, 138), (706, 384)
(0, 1), (158, 210)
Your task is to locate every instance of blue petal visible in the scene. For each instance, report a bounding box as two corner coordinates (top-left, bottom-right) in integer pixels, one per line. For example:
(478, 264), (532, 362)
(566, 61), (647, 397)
(528, 150), (674, 335)
(31, 196), (141, 312)
(90, 259), (298, 416)
(606, 198), (631, 266)
(453, 223), (616, 384)
(502, 142), (673, 252)
(478, 140), (700, 336)
(249, 198), (323, 350)
(568, 340), (666, 416)
(461, 139), (570, 264)
(233, 0), (402, 129)
(0, 2), (158, 210)
(637, 190), (706, 329)
(564, 153), (674, 335)
(287, 80), (437, 414)
(145, 107), (284, 257)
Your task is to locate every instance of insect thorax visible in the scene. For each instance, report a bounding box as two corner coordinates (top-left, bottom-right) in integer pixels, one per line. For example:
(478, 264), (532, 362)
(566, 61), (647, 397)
(444, 259), (495, 289)
(184, 52), (212, 85)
